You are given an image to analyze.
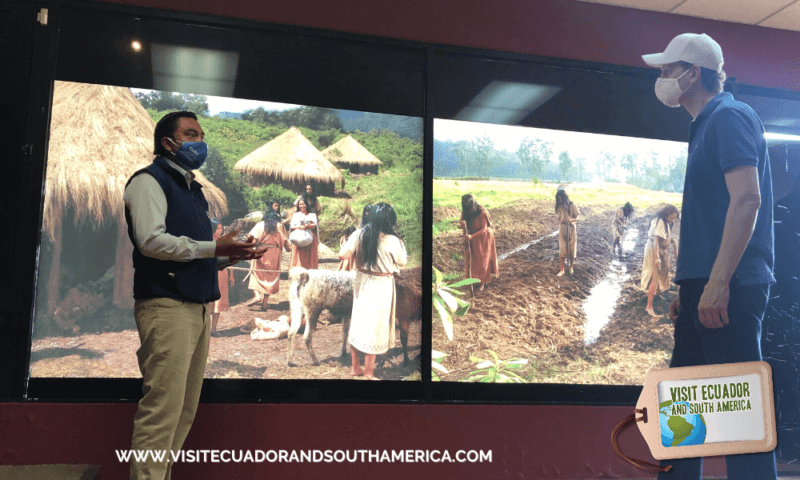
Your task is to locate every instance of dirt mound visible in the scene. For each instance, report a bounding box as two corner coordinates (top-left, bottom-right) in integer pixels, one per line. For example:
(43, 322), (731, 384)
(433, 207), (461, 223)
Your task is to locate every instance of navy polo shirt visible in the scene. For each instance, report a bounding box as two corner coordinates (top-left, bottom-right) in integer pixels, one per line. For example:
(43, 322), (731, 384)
(675, 92), (775, 286)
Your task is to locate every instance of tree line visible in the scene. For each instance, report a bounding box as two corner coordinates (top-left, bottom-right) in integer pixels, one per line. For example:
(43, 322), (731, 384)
(434, 136), (687, 192)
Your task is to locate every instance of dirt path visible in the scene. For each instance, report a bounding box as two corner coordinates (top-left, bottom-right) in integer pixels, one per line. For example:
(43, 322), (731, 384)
(432, 200), (679, 385)
(31, 248), (422, 381)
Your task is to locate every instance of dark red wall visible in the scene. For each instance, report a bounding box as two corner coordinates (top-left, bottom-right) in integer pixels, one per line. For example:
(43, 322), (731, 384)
(101, 0), (800, 92)
(0, 403), (724, 478)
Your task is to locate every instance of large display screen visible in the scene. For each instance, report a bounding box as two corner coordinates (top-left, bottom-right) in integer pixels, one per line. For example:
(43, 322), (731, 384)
(29, 80), (423, 382)
(432, 118), (688, 385)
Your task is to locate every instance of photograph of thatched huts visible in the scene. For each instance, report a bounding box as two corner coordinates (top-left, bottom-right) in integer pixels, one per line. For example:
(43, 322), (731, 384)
(30, 82), (423, 381)
(322, 134), (383, 175)
(234, 127), (345, 196)
(35, 81), (227, 337)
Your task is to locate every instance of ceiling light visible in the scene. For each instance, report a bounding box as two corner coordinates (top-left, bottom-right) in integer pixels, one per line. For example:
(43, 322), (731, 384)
(151, 44), (239, 97)
(455, 81), (561, 125)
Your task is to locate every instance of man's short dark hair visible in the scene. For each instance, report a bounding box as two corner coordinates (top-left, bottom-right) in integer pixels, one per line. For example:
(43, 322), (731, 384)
(153, 111), (198, 157)
(679, 61), (726, 94)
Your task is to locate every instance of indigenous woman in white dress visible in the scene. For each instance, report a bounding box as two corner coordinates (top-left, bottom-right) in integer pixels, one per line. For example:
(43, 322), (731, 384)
(641, 204), (679, 317)
(339, 202), (407, 380)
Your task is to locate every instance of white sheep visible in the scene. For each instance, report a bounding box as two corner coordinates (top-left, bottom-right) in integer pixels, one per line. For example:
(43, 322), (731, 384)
(287, 266), (422, 366)
(287, 267), (356, 365)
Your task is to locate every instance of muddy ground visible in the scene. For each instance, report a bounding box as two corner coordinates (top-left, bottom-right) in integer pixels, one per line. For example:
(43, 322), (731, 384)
(30, 248), (422, 381)
(432, 199), (680, 385)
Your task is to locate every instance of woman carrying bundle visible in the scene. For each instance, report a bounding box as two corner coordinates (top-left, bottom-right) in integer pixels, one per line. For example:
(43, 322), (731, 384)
(246, 199), (291, 312)
(642, 204), (679, 317)
(339, 202), (408, 380)
(555, 188), (580, 276)
(612, 202), (635, 256)
(289, 199), (319, 269)
(457, 194), (498, 291)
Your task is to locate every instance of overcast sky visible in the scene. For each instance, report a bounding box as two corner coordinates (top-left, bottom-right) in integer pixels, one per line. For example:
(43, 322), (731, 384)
(434, 118), (688, 167)
(130, 88), (301, 116)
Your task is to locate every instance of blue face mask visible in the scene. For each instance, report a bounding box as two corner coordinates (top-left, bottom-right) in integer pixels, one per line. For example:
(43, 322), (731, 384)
(167, 138), (208, 170)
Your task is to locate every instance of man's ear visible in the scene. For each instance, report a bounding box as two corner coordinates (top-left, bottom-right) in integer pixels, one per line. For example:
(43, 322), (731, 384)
(161, 137), (175, 154)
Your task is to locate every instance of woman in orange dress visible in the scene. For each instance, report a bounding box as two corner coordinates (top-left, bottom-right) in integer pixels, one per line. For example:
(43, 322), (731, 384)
(458, 194), (498, 291)
(210, 221), (235, 337)
(289, 199), (319, 269)
(247, 199), (291, 312)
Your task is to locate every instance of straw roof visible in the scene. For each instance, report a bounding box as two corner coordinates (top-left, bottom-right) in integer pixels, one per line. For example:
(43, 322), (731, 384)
(233, 127), (344, 187)
(321, 135), (382, 167)
(43, 81), (228, 241)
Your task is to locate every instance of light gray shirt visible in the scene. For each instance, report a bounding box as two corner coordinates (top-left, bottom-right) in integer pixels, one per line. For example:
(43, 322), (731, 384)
(123, 157), (228, 267)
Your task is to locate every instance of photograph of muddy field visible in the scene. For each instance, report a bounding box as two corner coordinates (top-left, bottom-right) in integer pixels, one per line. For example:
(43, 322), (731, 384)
(29, 81), (422, 381)
(432, 119), (687, 385)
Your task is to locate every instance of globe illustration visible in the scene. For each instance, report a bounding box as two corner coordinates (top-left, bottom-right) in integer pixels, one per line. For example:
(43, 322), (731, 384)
(659, 400), (707, 447)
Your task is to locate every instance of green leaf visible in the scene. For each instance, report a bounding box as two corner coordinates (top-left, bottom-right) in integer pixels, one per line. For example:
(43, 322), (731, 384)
(454, 304), (471, 317)
(431, 350), (448, 361)
(468, 368), (490, 376)
(433, 297), (454, 341)
(439, 286), (464, 296)
(479, 376), (493, 383)
(433, 267), (442, 286)
(431, 361), (449, 374)
(447, 278), (482, 288)
(488, 350), (500, 364)
(437, 289), (459, 312)
(468, 356), (487, 363)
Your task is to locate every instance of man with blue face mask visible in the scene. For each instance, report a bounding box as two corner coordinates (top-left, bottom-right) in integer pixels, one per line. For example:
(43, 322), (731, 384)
(643, 34), (777, 479)
(124, 111), (267, 479)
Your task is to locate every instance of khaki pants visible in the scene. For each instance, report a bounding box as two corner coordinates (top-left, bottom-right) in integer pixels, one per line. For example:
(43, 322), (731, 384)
(130, 298), (210, 480)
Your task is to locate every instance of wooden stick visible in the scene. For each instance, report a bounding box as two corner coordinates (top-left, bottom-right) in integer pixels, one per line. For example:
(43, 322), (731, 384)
(460, 222), (474, 297)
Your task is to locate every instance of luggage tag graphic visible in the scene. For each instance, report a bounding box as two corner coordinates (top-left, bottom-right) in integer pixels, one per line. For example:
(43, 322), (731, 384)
(635, 361), (777, 461)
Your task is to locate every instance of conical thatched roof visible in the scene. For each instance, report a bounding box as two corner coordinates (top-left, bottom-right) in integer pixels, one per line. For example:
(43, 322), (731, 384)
(233, 127), (344, 188)
(321, 135), (382, 167)
(43, 81), (228, 241)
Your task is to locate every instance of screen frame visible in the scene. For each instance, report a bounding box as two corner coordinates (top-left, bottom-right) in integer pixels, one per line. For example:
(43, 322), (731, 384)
(15, 0), (798, 406)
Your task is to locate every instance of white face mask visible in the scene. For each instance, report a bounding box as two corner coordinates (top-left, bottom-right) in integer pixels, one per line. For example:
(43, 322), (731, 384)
(655, 68), (692, 108)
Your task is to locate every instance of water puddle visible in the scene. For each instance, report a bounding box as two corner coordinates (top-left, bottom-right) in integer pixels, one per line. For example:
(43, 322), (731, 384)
(498, 230), (558, 261)
(583, 227), (640, 345)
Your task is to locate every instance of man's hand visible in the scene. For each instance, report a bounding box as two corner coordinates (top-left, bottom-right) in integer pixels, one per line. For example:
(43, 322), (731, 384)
(215, 230), (267, 262)
(668, 297), (680, 324)
(697, 281), (730, 329)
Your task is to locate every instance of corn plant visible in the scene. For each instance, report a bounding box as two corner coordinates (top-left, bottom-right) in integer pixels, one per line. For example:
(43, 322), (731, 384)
(464, 350), (528, 383)
(431, 350), (449, 382)
(432, 267), (479, 341)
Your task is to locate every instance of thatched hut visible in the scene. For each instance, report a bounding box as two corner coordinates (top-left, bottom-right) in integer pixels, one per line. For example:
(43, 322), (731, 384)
(42, 81), (228, 318)
(321, 135), (383, 175)
(233, 127), (345, 196)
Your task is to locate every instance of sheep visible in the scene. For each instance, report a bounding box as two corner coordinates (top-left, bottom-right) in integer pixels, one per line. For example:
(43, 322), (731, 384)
(287, 266), (422, 366)
(393, 266), (422, 365)
(287, 267), (356, 366)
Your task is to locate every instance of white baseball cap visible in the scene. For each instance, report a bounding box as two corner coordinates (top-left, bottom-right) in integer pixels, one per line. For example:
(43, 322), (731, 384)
(642, 33), (723, 72)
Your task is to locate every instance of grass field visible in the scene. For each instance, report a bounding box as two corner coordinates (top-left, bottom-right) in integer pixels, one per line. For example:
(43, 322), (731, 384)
(318, 168), (423, 267)
(433, 179), (683, 238)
